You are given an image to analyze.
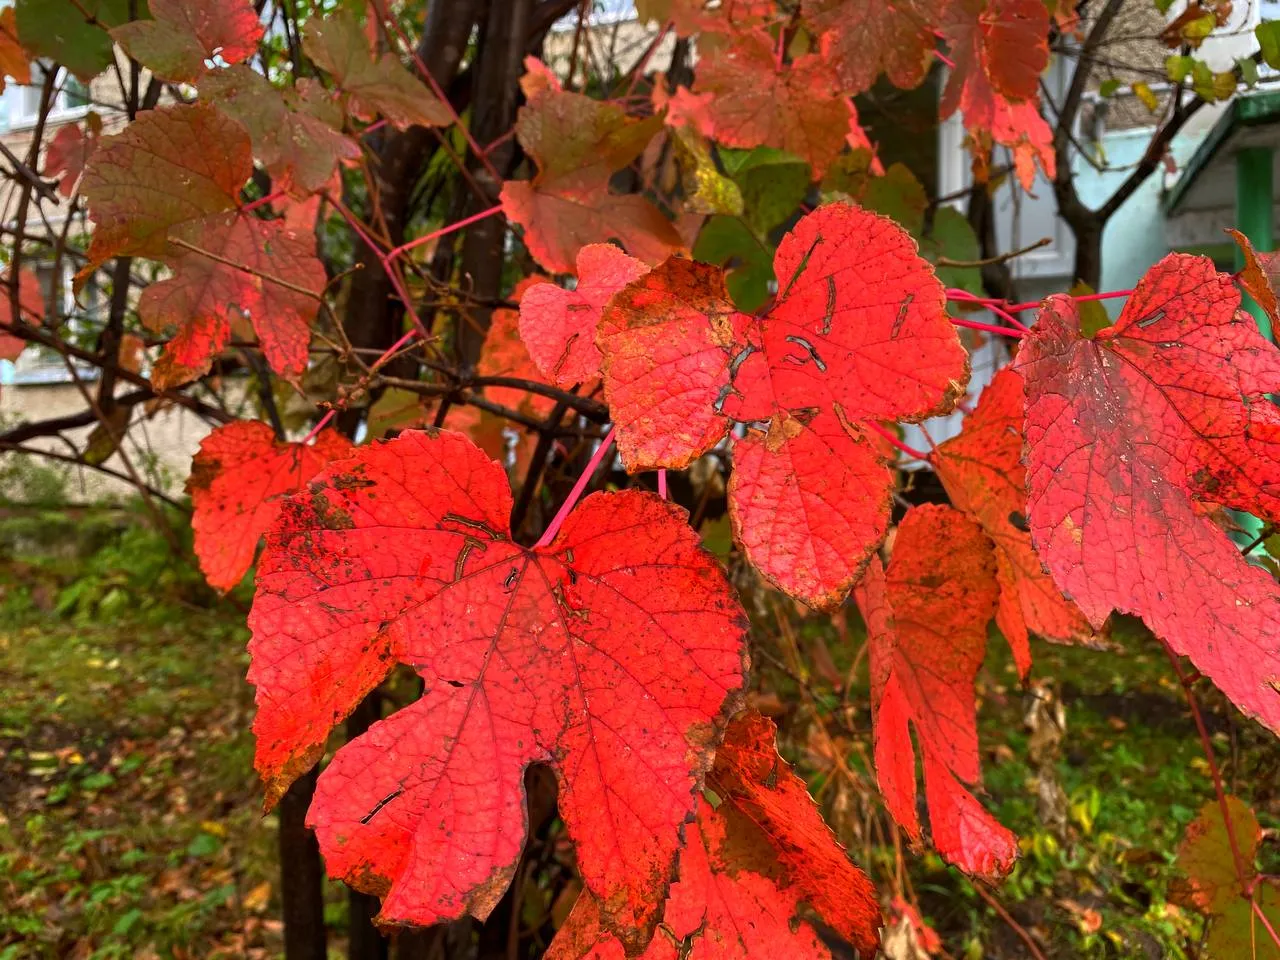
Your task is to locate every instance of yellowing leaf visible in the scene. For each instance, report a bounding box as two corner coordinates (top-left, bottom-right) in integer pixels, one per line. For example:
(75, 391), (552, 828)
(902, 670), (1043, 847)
(303, 10), (451, 130)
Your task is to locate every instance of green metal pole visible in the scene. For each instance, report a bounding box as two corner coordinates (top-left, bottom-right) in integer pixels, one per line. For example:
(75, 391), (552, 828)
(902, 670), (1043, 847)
(1236, 145), (1274, 340)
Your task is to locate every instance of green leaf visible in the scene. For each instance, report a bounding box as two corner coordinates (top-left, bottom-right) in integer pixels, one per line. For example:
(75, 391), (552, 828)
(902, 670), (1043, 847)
(1172, 796), (1280, 956)
(1166, 54), (1195, 83)
(692, 216), (775, 312)
(82, 407), (130, 467)
(1098, 78), (1122, 97)
(1258, 21), (1280, 70)
(925, 208), (983, 295)
(186, 832), (221, 858)
(1239, 57), (1259, 87)
(720, 147), (810, 236)
(1191, 61), (1237, 101)
(1072, 281), (1113, 337)
(112, 908), (143, 937)
(15, 0), (139, 81)
(861, 163), (928, 235)
(1154, 0), (1176, 13)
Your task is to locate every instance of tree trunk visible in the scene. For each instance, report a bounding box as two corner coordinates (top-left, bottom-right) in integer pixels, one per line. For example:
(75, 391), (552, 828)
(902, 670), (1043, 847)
(279, 768), (328, 960)
(1072, 218), (1104, 291)
(336, 0), (479, 436)
(456, 0), (535, 369)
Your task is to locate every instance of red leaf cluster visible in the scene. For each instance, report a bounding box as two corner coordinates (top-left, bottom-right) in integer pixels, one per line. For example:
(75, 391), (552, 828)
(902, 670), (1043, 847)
(856, 504), (1017, 879)
(941, 0), (1054, 188)
(501, 60), (683, 274)
(598, 202), (967, 608)
(548, 712), (881, 959)
(248, 430), (748, 945)
(933, 368), (1095, 677)
(187, 421), (353, 591)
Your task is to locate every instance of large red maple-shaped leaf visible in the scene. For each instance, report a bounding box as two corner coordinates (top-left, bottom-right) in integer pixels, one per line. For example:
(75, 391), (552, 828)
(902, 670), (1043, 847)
(81, 102), (252, 270)
(519, 244), (650, 388)
(139, 210), (326, 389)
(0, 268), (45, 361)
(598, 203), (968, 608)
(933, 368), (1093, 678)
(1016, 254), (1280, 734)
(548, 711), (881, 960)
(501, 63), (682, 274)
(856, 504), (1018, 879)
(112, 0), (264, 84)
(694, 29), (848, 179)
(186, 421), (352, 591)
(248, 429), (747, 946)
(803, 0), (946, 95)
(941, 0), (1054, 190)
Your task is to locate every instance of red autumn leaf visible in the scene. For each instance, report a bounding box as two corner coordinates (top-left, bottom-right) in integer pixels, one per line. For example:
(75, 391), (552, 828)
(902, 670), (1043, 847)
(1228, 227), (1280, 328)
(940, 0), (1054, 190)
(0, 268), (45, 361)
(598, 202), (967, 608)
(933, 368), (1094, 679)
(694, 29), (848, 180)
(111, 0), (265, 84)
(478, 275), (560, 418)
(139, 210), (326, 389)
(45, 121), (98, 198)
(187, 420), (353, 591)
(855, 504), (1018, 878)
(548, 711), (881, 960)
(943, 0), (1048, 106)
(845, 100), (881, 169)
(652, 79), (715, 138)
(1015, 254), (1280, 734)
(82, 102), (252, 270)
(302, 9), (451, 130)
(202, 66), (360, 194)
(248, 429), (747, 945)
(519, 244), (649, 388)
(501, 62), (683, 274)
(803, 0), (945, 95)
(0, 8), (31, 95)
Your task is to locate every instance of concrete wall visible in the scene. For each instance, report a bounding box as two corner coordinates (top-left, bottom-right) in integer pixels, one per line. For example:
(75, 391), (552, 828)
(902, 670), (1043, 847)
(0, 380), (239, 502)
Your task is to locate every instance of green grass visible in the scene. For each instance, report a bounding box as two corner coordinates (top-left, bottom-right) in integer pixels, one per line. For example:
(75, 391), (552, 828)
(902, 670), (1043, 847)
(0, 506), (325, 959)
(773, 608), (1279, 958)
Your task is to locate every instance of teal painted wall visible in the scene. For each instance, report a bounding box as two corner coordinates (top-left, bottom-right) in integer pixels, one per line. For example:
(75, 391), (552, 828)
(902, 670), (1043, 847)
(1072, 128), (1205, 313)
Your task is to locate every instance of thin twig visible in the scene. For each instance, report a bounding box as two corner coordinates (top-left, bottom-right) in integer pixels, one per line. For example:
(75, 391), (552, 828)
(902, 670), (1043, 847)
(973, 883), (1048, 960)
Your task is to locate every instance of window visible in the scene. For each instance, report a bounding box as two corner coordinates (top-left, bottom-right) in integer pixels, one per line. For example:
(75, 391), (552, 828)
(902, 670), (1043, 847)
(7, 259), (105, 384)
(7, 62), (90, 130)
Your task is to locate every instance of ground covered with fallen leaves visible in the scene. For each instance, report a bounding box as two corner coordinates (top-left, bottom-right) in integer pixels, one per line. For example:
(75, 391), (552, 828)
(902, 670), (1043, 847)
(1, 496), (1277, 959)
(0, 504), (314, 959)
